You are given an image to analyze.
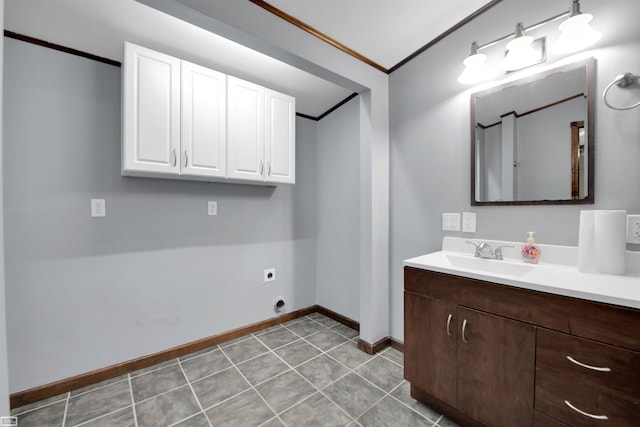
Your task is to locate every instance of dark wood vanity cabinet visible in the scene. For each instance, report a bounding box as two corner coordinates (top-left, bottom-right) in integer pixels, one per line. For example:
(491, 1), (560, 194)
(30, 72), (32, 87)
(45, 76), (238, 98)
(404, 266), (640, 427)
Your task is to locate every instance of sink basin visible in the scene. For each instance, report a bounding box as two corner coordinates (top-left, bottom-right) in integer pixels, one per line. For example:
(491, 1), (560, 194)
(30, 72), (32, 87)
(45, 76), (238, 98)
(444, 253), (535, 276)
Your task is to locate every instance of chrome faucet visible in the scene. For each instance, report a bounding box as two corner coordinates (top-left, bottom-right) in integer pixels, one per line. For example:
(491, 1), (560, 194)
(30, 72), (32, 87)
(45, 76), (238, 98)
(466, 241), (515, 260)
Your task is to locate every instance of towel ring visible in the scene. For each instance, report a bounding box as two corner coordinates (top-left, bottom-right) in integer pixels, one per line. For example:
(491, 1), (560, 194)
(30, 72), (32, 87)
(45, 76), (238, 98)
(602, 73), (640, 110)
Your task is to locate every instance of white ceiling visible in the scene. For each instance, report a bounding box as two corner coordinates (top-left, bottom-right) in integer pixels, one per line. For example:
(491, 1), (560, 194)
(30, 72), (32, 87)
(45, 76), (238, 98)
(266, 0), (495, 70)
(4, 0), (495, 118)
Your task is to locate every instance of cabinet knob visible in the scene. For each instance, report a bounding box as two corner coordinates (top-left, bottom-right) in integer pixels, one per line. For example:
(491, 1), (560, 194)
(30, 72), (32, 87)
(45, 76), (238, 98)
(446, 314), (453, 337)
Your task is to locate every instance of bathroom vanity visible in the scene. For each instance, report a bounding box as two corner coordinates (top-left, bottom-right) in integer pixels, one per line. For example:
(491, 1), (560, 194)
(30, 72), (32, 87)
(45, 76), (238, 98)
(404, 238), (640, 427)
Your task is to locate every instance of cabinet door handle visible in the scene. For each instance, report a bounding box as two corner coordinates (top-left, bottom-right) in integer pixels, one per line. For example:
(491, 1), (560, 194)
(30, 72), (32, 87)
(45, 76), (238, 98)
(184, 150), (188, 168)
(267, 162), (271, 176)
(446, 314), (453, 337)
(172, 149), (177, 167)
(461, 319), (468, 344)
(564, 400), (609, 420)
(260, 161), (264, 175)
(566, 356), (611, 372)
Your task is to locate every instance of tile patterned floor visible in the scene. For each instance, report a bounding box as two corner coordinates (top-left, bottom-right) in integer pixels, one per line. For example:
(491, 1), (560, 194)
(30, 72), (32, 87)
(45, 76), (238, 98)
(12, 313), (460, 427)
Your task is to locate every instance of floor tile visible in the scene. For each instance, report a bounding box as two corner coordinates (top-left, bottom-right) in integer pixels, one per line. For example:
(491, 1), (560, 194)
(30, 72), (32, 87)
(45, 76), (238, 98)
(218, 334), (253, 348)
(437, 416), (460, 427)
(274, 339), (322, 367)
(355, 356), (404, 392)
(77, 405), (135, 427)
(11, 393), (67, 416)
(280, 392), (352, 427)
(66, 380), (132, 426)
(322, 373), (386, 418)
(330, 323), (360, 339)
(312, 315), (341, 328)
(178, 345), (218, 362)
(285, 318), (327, 337)
(328, 341), (375, 370)
(256, 327), (299, 350)
(306, 329), (350, 352)
(255, 370), (317, 414)
(180, 349), (231, 382)
(70, 375), (128, 397)
(206, 389), (275, 427)
(390, 382), (441, 422)
(255, 325), (284, 336)
(131, 364), (187, 402)
(260, 417), (285, 427)
(171, 412), (211, 427)
(16, 400), (66, 427)
(296, 354), (350, 389)
(135, 386), (201, 427)
(222, 336), (269, 364)
(237, 352), (289, 385)
(191, 367), (250, 409)
(130, 359), (178, 377)
(379, 347), (404, 366)
(358, 396), (432, 427)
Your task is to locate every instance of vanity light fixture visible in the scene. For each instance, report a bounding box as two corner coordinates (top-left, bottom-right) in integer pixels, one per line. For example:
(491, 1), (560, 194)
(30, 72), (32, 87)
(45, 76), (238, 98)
(458, 0), (602, 84)
(457, 42), (491, 84)
(500, 23), (539, 71)
(552, 0), (602, 54)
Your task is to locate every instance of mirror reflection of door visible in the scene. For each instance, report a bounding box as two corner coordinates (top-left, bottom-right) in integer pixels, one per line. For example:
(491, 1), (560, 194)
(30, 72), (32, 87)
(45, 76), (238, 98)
(571, 121), (585, 199)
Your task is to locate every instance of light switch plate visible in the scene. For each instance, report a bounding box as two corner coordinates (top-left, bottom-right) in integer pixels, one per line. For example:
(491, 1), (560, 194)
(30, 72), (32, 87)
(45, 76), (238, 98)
(442, 213), (461, 231)
(462, 212), (477, 233)
(627, 215), (640, 243)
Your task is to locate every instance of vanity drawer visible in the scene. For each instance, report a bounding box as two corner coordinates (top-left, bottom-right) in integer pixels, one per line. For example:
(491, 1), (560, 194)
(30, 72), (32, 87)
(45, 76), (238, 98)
(535, 328), (640, 426)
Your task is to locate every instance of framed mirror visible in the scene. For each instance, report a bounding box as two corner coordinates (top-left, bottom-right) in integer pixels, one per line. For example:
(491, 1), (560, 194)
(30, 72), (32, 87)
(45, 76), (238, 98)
(471, 57), (595, 206)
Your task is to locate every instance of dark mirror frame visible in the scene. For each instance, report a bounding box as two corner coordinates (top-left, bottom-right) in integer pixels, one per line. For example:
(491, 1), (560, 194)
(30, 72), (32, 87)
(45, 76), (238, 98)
(470, 57), (596, 206)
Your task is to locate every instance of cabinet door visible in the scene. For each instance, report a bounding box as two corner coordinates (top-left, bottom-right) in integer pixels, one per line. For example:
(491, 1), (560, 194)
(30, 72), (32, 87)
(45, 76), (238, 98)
(123, 42), (180, 175)
(227, 76), (265, 181)
(181, 61), (226, 178)
(457, 307), (535, 427)
(404, 292), (457, 406)
(265, 89), (295, 184)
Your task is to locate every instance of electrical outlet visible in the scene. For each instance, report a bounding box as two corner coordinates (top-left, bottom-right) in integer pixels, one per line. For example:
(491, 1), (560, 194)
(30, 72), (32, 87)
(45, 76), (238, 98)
(91, 199), (106, 217)
(264, 268), (276, 283)
(627, 215), (640, 243)
(207, 201), (217, 216)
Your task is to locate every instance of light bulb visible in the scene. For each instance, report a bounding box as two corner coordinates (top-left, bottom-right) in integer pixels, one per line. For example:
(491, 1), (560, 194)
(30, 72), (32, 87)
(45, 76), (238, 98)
(457, 42), (491, 84)
(552, 13), (602, 54)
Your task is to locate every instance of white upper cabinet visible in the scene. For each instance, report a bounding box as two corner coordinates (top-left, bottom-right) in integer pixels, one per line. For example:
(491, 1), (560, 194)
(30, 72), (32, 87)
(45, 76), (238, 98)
(181, 61), (227, 178)
(122, 42), (181, 175)
(227, 76), (265, 182)
(227, 77), (296, 184)
(122, 42), (295, 185)
(265, 89), (295, 184)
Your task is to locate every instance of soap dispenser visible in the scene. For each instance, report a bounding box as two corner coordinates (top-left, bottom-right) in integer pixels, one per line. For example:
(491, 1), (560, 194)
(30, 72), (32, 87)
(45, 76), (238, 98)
(521, 231), (540, 264)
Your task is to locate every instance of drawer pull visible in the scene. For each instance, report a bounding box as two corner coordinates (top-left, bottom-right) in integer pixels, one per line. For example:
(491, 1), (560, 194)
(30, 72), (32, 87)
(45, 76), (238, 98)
(566, 356), (611, 372)
(462, 319), (468, 344)
(564, 400), (609, 420)
(446, 314), (453, 337)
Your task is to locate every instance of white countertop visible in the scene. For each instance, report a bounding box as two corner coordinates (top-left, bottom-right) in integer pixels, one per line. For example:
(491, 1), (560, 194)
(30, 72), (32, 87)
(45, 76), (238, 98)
(404, 237), (640, 309)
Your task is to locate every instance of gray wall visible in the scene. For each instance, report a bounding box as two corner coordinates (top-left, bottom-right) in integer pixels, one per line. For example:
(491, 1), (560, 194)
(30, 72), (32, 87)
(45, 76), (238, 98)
(316, 96), (360, 321)
(3, 38), (318, 392)
(389, 0), (640, 340)
(0, 0), (11, 415)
